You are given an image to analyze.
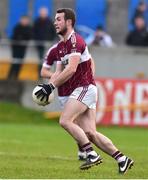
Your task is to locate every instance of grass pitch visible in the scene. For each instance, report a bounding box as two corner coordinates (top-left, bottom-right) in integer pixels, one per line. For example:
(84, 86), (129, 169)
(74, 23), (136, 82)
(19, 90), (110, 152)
(0, 102), (148, 179)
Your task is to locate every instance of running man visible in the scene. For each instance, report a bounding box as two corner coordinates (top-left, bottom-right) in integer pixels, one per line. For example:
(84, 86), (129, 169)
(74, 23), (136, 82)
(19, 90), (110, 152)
(35, 8), (134, 173)
(41, 39), (96, 160)
(41, 42), (89, 160)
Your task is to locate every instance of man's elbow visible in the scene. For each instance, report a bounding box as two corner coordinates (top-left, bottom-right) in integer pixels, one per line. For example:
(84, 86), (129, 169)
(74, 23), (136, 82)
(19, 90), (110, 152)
(40, 68), (49, 78)
(40, 69), (44, 77)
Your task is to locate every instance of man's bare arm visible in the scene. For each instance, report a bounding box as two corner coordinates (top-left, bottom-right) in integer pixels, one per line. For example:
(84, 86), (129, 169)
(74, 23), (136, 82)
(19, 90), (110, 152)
(50, 55), (80, 87)
(40, 66), (54, 79)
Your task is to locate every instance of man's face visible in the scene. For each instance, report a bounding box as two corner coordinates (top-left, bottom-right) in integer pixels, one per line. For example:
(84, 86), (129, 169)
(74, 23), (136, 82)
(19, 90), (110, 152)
(54, 12), (67, 35)
(135, 17), (145, 30)
(20, 17), (30, 26)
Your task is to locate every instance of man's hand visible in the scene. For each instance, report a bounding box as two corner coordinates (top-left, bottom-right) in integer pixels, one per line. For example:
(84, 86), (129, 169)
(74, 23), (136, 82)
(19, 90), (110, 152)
(35, 83), (55, 102)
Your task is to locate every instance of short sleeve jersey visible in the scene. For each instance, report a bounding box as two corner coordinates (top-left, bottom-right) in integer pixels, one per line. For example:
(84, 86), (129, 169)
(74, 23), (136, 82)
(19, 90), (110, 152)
(56, 31), (95, 96)
(42, 43), (71, 96)
(42, 43), (58, 68)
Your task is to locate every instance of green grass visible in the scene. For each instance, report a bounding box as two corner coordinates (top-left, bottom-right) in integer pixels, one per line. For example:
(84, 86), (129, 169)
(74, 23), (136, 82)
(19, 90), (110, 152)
(0, 102), (148, 178)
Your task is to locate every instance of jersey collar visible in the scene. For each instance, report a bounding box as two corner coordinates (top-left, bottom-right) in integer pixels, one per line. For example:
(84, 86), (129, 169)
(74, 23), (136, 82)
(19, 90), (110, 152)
(67, 30), (75, 40)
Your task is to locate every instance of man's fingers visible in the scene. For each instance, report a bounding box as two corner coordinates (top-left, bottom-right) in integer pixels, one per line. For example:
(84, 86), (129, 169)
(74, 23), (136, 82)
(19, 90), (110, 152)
(35, 89), (41, 96)
(36, 91), (43, 98)
(38, 84), (43, 87)
(34, 87), (49, 102)
(45, 95), (48, 102)
(40, 95), (46, 101)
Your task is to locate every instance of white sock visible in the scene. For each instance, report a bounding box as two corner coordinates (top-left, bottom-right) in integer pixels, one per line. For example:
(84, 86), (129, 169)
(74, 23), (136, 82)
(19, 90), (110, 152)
(87, 150), (98, 157)
(117, 155), (126, 163)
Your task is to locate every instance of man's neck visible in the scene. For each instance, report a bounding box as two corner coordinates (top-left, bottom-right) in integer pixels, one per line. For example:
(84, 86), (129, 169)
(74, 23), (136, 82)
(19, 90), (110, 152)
(63, 28), (74, 42)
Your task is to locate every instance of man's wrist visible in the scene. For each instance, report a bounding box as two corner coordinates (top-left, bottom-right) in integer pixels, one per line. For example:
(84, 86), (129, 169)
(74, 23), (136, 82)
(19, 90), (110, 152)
(49, 83), (55, 90)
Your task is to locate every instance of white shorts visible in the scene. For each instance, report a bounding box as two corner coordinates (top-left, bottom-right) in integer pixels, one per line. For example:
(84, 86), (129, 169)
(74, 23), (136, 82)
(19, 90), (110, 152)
(58, 84), (97, 110)
(58, 96), (69, 109)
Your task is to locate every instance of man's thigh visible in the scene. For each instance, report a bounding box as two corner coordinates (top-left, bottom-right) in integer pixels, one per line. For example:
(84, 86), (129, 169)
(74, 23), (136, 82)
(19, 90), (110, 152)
(60, 98), (88, 122)
(76, 108), (96, 132)
(70, 85), (97, 110)
(58, 96), (69, 109)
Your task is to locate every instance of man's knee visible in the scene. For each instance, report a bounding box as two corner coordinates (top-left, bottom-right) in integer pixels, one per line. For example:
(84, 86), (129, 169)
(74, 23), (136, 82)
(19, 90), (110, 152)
(59, 118), (69, 130)
(85, 131), (96, 141)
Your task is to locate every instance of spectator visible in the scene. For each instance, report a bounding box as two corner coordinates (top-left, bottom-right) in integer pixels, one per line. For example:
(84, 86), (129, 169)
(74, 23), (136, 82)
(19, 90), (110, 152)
(126, 16), (148, 47)
(33, 7), (56, 61)
(92, 26), (115, 47)
(9, 15), (32, 79)
(132, 1), (148, 27)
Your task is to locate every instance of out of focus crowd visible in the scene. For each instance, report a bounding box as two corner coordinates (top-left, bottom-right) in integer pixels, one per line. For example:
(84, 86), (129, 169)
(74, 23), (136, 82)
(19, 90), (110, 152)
(0, 0), (148, 79)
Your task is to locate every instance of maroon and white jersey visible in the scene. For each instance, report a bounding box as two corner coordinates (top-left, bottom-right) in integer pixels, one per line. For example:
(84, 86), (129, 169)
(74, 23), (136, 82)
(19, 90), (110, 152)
(56, 31), (95, 96)
(42, 43), (70, 96)
(42, 43), (58, 68)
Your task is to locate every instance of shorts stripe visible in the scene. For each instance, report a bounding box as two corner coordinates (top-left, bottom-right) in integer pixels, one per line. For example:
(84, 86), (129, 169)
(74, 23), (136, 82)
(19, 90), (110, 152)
(77, 87), (86, 101)
(77, 86), (88, 102)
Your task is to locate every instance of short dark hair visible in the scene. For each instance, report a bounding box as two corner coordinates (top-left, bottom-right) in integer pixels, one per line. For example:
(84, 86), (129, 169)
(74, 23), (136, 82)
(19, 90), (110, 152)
(96, 25), (104, 31)
(56, 8), (76, 27)
(139, 1), (145, 6)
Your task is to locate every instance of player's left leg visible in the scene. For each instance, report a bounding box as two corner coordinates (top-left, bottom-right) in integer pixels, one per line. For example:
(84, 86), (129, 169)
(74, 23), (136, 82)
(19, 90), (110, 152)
(78, 108), (134, 174)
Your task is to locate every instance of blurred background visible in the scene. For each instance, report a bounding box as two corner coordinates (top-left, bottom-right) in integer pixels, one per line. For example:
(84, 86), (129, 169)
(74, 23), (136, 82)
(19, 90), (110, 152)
(0, 0), (148, 126)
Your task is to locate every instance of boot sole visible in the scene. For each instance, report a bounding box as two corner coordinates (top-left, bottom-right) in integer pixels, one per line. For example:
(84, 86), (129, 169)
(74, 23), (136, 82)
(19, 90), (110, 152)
(80, 159), (103, 170)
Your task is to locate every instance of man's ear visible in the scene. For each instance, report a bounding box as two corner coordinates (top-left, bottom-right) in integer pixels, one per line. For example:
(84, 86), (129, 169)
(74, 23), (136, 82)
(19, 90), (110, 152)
(67, 19), (72, 26)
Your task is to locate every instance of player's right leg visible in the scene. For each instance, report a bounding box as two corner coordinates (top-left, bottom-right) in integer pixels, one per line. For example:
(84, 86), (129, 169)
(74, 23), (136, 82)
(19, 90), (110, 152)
(76, 142), (87, 161)
(74, 118), (87, 161)
(59, 98), (89, 145)
(58, 96), (87, 161)
(76, 109), (102, 170)
(59, 98), (101, 170)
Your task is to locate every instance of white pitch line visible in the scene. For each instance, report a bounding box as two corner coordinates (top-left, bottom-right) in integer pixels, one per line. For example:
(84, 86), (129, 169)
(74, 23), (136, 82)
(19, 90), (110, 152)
(0, 139), (147, 151)
(0, 139), (23, 144)
(0, 151), (76, 161)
